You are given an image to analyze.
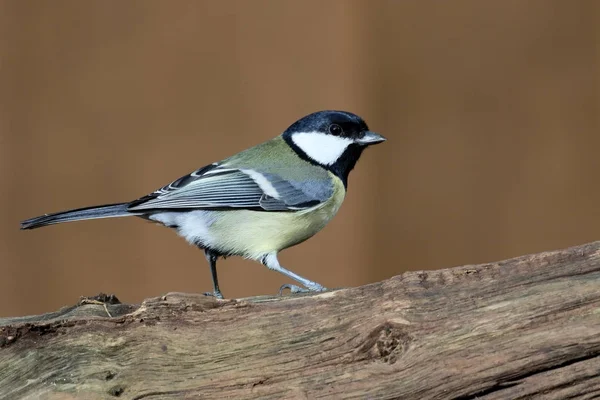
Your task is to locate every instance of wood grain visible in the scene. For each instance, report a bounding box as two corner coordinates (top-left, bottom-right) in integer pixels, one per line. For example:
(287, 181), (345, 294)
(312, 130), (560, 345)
(2, 241), (600, 399)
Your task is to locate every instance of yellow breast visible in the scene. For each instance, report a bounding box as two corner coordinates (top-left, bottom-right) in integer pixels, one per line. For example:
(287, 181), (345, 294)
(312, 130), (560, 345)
(206, 173), (346, 260)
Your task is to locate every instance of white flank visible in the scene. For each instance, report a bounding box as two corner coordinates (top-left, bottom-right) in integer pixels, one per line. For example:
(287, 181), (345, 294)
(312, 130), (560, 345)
(241, 169), (280, 198)
(291, 131), (353, 165)
(150, 211), (217, 246)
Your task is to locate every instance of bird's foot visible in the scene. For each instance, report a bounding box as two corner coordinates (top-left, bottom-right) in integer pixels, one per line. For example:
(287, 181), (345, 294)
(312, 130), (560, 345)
(203, 290), (224, 300)
(279, 283), (327, 296)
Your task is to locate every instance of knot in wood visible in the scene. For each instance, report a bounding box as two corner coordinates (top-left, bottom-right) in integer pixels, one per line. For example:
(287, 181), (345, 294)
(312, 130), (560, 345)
(356, 321), (412, 365)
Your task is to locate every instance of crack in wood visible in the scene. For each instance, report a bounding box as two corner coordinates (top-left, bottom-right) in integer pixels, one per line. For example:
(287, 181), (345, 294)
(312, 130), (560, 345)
(453, 349), (600, 400)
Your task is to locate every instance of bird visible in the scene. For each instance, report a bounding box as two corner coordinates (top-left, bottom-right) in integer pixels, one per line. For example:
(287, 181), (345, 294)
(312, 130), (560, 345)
(21, 110), (386, 299)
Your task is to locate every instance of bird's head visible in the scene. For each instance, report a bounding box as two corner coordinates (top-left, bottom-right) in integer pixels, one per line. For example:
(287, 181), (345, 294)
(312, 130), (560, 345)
(283, 110), (386, 186)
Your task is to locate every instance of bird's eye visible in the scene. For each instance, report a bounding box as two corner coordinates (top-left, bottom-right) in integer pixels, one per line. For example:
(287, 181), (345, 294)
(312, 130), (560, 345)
(329, 124), (343, 136)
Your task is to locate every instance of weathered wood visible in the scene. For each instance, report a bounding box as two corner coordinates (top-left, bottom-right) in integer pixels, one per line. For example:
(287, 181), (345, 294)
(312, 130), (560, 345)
(2, 242), (600, 399)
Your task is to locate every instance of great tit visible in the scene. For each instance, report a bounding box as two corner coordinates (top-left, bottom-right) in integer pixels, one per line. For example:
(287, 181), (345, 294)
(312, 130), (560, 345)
(21, 110), (386, 298)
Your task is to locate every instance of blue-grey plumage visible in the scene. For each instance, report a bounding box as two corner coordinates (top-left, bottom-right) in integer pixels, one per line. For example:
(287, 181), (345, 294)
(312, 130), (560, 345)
(21, 110), (386, 298)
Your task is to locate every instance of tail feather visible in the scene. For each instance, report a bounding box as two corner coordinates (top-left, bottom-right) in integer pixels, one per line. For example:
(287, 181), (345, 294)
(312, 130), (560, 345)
(21, 203), (134, 230)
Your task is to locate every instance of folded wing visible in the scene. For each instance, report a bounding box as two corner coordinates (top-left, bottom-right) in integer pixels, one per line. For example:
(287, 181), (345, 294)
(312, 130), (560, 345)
(127, 164), (332, 212)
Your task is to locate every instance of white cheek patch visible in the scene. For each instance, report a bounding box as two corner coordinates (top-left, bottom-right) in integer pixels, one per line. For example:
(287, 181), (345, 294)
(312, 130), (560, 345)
(291, 132), (353, 166)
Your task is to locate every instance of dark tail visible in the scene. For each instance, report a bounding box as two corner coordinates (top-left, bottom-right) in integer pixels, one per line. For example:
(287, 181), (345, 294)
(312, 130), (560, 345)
(21, 203), (134, 230)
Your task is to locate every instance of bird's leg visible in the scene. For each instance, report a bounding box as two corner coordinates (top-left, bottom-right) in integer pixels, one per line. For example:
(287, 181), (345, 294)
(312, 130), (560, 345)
(203, 249), (224, 299)
(261, 253), (327, 295)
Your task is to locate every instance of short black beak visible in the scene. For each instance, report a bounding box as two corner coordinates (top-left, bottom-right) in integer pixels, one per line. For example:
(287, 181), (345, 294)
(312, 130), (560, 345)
(356, 131), (386, 145)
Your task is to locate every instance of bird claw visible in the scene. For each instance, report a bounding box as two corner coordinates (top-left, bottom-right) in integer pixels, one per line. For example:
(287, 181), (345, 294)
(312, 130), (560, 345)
(203, 290), (224, 300)
(279, 283), (327, 296)
(278, 284), (306, 295)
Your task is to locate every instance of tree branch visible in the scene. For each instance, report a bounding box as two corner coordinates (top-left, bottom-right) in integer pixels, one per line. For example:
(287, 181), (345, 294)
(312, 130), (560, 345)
(2, 241), (600, 399)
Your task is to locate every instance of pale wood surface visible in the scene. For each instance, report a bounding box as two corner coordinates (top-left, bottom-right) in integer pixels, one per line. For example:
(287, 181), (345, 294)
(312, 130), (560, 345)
(2, 241), (600, 399)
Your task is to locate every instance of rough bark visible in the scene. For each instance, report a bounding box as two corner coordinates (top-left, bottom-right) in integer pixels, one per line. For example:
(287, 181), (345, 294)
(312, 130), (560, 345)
(2, 241), (600, 399)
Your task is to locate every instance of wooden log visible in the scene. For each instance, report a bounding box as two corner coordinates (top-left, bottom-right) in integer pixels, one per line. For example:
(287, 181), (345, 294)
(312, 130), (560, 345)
(1, 241), (600, 399)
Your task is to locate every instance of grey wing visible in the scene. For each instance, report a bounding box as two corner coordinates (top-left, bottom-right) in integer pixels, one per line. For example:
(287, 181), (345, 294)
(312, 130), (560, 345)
(127, 164), (333, 212)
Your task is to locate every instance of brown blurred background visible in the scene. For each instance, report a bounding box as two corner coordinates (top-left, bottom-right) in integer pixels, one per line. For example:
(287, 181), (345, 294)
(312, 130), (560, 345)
(1, 1), (599, 317)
